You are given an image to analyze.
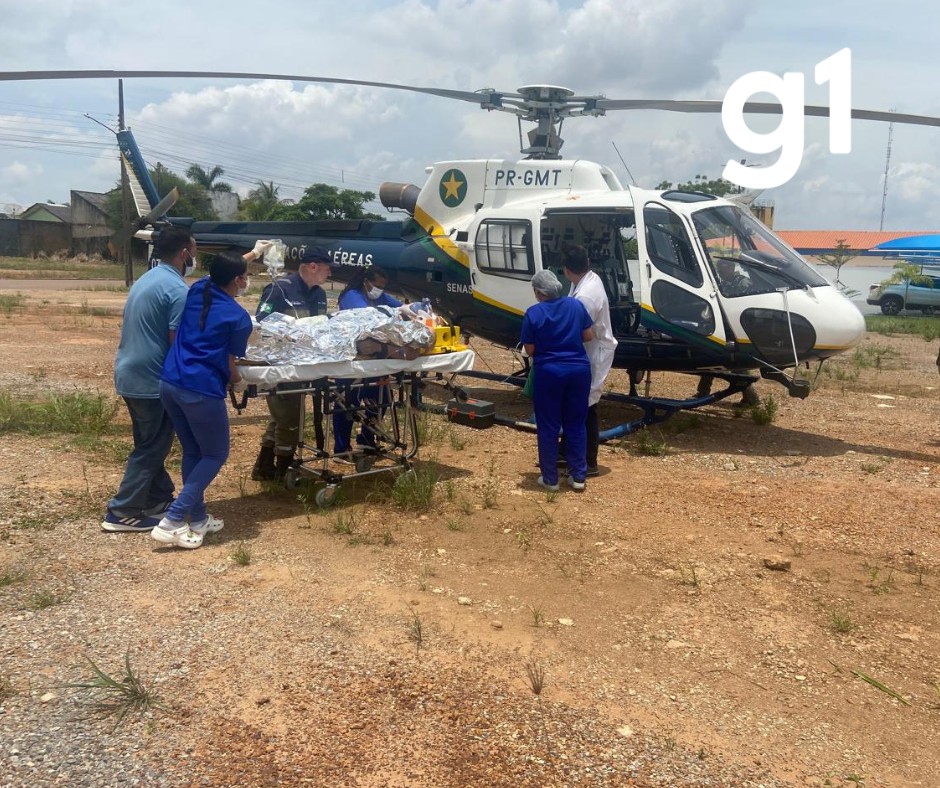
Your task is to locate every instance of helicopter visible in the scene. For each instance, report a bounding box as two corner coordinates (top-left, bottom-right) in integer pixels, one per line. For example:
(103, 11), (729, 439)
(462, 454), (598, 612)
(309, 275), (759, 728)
(4, 70), (935, 434)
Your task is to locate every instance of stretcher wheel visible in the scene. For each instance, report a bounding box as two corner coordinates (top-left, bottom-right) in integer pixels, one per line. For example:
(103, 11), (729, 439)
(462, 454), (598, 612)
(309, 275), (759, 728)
(355, 456), (375, 473)
(284, 468), (301, 491)
(315, 486), (339, 509)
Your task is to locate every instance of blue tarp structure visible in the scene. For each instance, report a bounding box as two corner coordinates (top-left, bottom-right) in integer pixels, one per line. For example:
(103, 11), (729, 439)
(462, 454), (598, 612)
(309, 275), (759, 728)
(871, 234), (940, 258)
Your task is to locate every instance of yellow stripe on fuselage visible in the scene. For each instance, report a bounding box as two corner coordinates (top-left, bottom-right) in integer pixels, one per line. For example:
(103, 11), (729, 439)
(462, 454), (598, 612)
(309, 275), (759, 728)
(414, 206), (469, 268)
(473, 288), (525, 317)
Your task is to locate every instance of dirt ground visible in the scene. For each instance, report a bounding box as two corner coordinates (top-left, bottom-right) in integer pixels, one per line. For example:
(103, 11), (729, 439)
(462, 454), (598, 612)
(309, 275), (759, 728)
(2, 279), (940, 787)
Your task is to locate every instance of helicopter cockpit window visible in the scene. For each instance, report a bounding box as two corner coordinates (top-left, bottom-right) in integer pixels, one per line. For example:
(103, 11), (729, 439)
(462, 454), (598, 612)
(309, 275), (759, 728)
(643, 205), (703, 288)
(475, 219), (534, 279)
(692, 205), (828, 296)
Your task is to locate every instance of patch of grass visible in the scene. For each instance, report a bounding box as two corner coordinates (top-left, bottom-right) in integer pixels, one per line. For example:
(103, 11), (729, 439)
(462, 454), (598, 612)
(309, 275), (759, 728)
(330, 510), (355, 535)
(529, 604), (546, 628)
(407, 611), (425, 651)
(66, 651), (163, 729)
(29, 589), (66, 610)
(515, 527), (531, 551)
(750, 394), (778, 425)
(480, 456), (499, 509)
(390, 464), (439, 511)
(446, 518), (462, 531)
(441, 478), (457, 501)
(524, 659), (546, 697)
(830, 611), (857, 634)
(0, 390), (117, 437)
(867, 566), (896, 595)
(851, 344), (901, 370)
(0, 566), (29, 587)
(860, 462), (882, 474)
(635, 428), (667, 456)
(382, 529), (394, 546)
(458, 497), (474, 515)
(866, 314), (940, 341)
(0, 673), (14, 702)
(448, 428), (467, 451)
(229, 542), (252, 566)
(663, 412), (702, 435)
(0, 293), (25, 315)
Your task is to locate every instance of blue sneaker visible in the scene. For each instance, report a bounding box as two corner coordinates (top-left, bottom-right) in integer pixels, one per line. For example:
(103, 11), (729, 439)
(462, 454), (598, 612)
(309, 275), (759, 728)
(101, 510), (160, 532)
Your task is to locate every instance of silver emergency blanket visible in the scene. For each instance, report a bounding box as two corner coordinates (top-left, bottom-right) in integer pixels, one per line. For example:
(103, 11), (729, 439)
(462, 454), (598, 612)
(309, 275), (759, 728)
(245, 306), (434, 365)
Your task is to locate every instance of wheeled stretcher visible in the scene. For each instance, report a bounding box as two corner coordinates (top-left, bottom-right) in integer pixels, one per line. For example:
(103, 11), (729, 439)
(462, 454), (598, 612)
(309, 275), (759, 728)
(237, 350), (475, 507)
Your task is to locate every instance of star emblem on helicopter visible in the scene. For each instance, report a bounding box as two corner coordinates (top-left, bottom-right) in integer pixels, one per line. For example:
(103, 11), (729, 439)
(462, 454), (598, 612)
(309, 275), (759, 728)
(439, 169), (467, 206)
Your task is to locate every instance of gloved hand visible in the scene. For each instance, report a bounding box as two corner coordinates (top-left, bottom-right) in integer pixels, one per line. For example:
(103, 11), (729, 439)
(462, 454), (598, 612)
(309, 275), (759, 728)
(252, 239), (275, 259)
(229, 378), (248, 394)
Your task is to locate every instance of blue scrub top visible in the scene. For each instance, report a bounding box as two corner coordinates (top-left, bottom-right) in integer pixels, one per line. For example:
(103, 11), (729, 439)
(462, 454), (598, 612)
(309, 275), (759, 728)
(162, 277), (253, 398)
(338, 288), (403, 310)
(520, 297), (592, 367)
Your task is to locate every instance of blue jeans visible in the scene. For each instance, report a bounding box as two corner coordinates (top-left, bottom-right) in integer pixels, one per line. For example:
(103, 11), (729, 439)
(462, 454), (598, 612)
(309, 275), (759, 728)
(533, 361), (591, 485)
(108, 396), (176, 516)
(159, 381), (230, 524)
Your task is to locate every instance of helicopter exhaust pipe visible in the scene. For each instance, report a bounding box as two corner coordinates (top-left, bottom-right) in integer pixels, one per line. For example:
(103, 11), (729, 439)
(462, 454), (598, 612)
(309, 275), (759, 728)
(380, 182), (421, 215)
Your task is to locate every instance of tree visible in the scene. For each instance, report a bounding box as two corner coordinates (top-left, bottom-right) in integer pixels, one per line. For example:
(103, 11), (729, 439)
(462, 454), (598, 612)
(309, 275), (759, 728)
(239, 180), (283, 221)
(268, 183), (384, 221)
(185, 163), (232, 193)
(817, 240), (859, 297)
(655, 175), (743, 196)
(104, 162), (219, 231)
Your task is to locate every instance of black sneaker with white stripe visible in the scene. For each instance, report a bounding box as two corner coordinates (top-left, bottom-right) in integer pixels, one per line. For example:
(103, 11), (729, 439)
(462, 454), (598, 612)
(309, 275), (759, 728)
(101, 510), (160, 532)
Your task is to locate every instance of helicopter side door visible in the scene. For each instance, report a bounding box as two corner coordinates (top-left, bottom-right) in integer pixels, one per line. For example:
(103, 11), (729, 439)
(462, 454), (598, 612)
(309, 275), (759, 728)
(633, 196), (727, 349)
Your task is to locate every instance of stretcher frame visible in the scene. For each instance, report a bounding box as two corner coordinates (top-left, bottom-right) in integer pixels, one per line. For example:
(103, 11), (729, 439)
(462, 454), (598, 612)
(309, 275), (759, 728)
(238, 350), (475, 507)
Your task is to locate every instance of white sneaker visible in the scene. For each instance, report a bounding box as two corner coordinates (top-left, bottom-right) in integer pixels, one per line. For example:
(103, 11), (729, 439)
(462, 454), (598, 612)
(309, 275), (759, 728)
(568, 476), (586, 492)
(151, 519), (203, 549)
(537, 476), (560, 492)
(191, 514), (224, 535)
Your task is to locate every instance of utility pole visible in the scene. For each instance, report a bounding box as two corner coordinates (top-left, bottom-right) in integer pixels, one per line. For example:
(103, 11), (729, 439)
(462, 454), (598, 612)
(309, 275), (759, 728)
(118, 79), (133, 286)
(879, 116), (894, 232)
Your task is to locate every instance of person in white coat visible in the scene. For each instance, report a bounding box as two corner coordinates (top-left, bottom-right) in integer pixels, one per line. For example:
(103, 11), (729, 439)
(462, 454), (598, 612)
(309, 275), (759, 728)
(562, 245), (618, 476)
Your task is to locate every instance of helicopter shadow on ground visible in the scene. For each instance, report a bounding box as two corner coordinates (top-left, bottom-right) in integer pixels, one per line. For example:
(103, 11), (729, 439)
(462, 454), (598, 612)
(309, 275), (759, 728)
(676, 417), (940, 464)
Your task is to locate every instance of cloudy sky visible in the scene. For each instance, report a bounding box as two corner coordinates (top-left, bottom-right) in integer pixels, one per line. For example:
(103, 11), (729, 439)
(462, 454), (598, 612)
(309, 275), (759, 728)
(1, 0), (938, 231)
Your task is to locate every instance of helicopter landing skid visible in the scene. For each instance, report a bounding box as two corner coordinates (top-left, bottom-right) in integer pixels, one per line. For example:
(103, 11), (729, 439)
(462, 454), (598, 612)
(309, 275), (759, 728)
(426, 369), (758, 439)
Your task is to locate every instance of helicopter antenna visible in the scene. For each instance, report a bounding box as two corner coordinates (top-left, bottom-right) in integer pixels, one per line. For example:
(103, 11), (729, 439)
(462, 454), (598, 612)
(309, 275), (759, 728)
(610, 141), (637, 185)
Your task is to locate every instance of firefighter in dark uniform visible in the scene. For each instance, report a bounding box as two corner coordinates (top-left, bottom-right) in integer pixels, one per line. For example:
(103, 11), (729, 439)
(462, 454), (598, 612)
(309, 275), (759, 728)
(251, 246), (334, 481)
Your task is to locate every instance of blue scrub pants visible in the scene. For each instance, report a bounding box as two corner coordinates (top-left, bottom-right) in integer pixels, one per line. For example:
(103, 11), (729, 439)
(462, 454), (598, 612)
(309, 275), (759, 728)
(108, 396), (176, 516)
(159, 381), (230, 524)
(533, 361), (591, 485)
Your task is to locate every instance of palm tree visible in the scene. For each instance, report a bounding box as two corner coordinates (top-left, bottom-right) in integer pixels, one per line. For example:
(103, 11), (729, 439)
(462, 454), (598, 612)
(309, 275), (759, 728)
(240, 180), (282, 220)
(185, 163), (232, 193)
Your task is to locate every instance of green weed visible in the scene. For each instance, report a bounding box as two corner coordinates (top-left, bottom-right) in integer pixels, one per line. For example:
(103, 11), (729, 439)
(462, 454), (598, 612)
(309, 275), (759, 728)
(229, 542), (252, 566)
(446, 518), (462, 531)
(66, 651), (163, 728)
(330, 511), (355, 535)
(750, 394), (778, 425)
(391, 464), (439, 511)
(830, 611), (857, 634)
(0, 293), (25, 315)
(448, 428), (467, 451)
(0, 390), (117, 437)
(29, 589), (66, 610)
(524, 659), (546, 697)
(529, 604), (546, 628)
(408, 611), (425, 651)
(0, 566), (29, 587)
(866, 314), (940, 341)
(635, 428), (667, 456)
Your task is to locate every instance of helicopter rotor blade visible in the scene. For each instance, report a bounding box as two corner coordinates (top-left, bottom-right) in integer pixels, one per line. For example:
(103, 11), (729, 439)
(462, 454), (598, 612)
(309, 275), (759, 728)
(107, 187), (178, 258)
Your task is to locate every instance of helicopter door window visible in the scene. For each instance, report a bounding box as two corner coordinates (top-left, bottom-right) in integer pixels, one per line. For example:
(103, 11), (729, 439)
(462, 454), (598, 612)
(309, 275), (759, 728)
(475, 219), (534, 280)
(643, 205), (703, 288)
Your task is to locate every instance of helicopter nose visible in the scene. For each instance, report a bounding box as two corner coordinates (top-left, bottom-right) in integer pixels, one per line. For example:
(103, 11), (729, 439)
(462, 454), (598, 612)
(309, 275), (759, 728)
(814, 288), (865, 351)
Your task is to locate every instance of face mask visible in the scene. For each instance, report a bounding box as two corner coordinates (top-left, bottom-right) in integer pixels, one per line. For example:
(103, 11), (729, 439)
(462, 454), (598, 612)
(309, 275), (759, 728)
(183, 252), (195, 277)
(366, 285), (384, 300)
(236, 277), (250, 297)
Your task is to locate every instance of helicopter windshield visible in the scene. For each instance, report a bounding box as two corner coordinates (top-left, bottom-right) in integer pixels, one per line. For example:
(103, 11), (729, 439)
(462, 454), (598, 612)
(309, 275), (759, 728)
(692, 205), (827, 296)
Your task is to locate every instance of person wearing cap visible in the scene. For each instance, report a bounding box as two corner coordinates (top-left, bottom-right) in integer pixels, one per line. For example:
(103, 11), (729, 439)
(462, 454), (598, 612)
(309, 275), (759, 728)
(251, 245), (333, 481)
(521, 269), (594, 493)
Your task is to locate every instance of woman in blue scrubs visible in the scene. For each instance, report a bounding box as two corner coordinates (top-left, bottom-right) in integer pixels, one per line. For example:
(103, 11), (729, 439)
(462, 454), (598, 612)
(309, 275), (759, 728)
(333, 266), (402, 455)
(520, 269), (594, 492)
(152, 253), (253, 549)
